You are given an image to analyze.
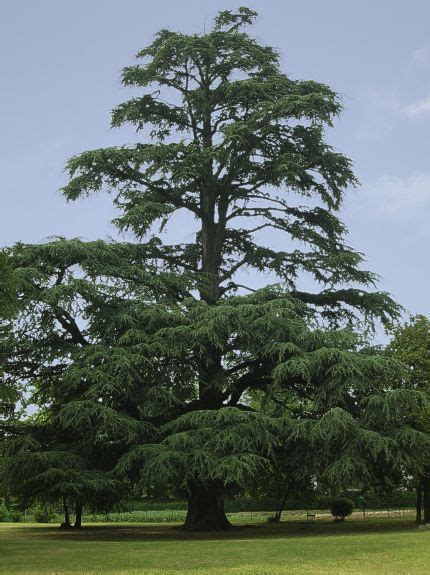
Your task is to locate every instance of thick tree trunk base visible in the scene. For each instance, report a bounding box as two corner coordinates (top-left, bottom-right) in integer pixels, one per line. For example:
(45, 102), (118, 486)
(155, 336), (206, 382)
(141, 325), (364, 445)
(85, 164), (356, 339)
(416, 484), (423, 524)
(182, 485), (231, 531)
(73, 502), (83, 529)
(62, 496), (71, 529)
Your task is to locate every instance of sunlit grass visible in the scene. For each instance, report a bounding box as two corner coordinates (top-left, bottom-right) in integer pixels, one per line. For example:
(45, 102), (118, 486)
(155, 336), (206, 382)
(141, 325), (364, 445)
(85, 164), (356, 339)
(0, 518), (428, 574)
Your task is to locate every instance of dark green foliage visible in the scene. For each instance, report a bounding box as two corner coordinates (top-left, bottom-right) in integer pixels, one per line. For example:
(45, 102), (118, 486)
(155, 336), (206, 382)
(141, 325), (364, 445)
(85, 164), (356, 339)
(0, 505), (11, 522)
(386, 315), (430, 392)
(384, 316), (430, 523)
(0, 252), (17, 318)
(33, 505), (56, 524)
(1, 7), (420, 531)
(330, 497), (354, 521)
(0, 414), (127, 527)
(61, 7), (398, 324)
(0, 254), (19, 417)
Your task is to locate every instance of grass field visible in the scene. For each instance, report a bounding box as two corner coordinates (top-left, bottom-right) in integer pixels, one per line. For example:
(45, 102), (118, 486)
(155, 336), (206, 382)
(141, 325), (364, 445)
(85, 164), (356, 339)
(0, 518), (429, 574)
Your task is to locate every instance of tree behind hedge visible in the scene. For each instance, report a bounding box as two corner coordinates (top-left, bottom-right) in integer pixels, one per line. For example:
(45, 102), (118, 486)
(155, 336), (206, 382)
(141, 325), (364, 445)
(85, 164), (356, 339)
(0, 412), (127, 528)
(385, 315), (430, 523)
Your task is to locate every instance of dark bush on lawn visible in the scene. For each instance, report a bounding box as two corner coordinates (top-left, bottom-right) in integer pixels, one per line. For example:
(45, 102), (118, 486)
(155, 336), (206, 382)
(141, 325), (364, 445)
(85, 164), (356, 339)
(330, 498), (354, 521)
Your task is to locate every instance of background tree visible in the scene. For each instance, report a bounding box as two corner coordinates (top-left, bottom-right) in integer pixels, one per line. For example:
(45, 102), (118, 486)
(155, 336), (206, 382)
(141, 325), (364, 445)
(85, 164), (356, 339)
(1, 412), (126, 528)
(245, 334), (430, 523)
(385, 315), (430, 523)
(2, 7), (412, 531)
(0, 245), (132, 527)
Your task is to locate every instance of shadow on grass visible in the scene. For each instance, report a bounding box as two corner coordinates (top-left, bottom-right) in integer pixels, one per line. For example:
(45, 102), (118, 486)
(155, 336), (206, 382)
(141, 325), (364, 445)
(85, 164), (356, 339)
(2, 518), (422, 543)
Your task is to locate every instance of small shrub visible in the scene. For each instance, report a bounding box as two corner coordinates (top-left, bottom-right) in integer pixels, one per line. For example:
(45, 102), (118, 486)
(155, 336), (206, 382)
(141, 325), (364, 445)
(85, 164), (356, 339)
(330, 497), (354, 521)
(33, 506), (56, 523)
(84, 510), (187, 523)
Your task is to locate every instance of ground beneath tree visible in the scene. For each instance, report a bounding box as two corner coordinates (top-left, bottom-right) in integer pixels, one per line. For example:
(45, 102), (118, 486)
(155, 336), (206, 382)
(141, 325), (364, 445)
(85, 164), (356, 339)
(0, 519), (429, 574)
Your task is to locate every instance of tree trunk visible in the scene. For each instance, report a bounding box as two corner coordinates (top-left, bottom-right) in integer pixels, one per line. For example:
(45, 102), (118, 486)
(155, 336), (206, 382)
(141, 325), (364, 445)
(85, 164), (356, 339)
(73, 502), (83, 529)
(60, 495), (72, 529)
(183, 483), (231, 531)
(416, 483), (423, 524)
(273, 487), (289, 523)
(423, 478), (430, 523)
(192, 155), (230, 530)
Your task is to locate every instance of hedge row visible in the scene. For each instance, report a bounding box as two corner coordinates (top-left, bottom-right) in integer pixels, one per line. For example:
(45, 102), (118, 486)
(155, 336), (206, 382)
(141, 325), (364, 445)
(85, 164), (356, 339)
(127, 491), (417, 513)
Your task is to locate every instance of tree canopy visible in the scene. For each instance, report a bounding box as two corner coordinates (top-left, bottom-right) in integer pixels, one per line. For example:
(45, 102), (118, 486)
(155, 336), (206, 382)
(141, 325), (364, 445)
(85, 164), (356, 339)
(0, 252), (19, 416)
(1, 7), (422, 531)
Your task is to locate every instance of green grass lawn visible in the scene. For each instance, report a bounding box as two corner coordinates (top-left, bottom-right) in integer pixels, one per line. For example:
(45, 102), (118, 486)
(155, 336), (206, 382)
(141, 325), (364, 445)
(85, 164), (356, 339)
(0, 518), (428, 574)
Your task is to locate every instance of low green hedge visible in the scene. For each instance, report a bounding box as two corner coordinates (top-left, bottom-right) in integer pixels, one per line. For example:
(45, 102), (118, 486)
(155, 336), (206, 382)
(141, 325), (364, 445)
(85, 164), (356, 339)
(0, 490), (417, 524)
(126, 491), (416, 514)
(86, 510), (187, 523)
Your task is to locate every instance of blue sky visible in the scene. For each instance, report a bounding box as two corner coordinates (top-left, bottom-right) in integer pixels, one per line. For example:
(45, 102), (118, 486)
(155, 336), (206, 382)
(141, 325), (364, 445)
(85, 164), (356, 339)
(1, 0), (430, 333)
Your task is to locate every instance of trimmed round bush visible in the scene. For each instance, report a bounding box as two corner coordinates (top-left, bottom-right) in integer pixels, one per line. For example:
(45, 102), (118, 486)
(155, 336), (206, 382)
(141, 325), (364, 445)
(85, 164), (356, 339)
(330, 497), (354, 521)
